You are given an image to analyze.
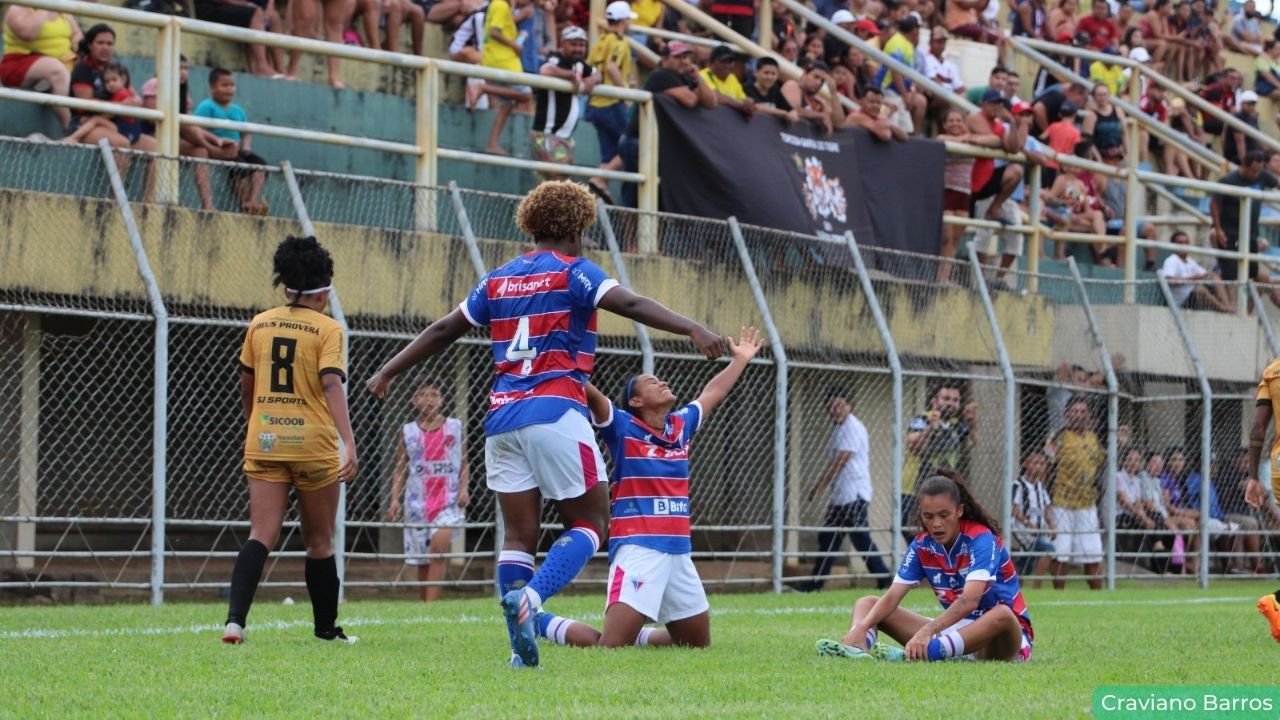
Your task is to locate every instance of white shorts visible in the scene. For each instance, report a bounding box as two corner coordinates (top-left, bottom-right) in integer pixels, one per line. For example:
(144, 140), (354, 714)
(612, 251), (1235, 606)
(484, 410), (607, 501)
(606, 544), (709, 625)
(951, 615), (1033, 662)
(1051, 506), (1103, 565)
(403, 504), (464, 566)
(972, 196), (1026, 257)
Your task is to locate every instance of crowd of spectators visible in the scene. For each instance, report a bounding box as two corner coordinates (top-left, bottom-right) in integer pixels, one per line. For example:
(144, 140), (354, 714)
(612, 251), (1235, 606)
(5, 0), (1280, 271)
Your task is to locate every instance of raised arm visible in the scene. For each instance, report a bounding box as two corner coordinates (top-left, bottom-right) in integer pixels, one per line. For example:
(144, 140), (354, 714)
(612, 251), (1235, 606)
(597, 285), (723, 358)
(695, 326), (761, 419)
(367, 308), (473, 397)
(584, 381), (613, 425)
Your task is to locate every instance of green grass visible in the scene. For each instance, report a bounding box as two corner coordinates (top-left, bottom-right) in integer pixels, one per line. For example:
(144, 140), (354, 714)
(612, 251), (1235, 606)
(1, 583), (1278, 718)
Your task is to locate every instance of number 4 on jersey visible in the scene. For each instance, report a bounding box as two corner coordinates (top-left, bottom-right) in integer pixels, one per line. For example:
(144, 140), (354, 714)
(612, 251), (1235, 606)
(506, 316), (537, 375)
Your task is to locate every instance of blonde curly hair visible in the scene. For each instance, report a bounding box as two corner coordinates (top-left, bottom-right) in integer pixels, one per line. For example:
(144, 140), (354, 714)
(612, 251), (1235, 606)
(515, 180), (596, 242)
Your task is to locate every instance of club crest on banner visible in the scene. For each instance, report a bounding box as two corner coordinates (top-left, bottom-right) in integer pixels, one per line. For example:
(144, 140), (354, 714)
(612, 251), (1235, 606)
(793, 154), (847, 227)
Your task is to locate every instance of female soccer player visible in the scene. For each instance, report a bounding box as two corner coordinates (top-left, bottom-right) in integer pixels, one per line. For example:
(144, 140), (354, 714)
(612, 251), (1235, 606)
(223, 235), (358, 645)
(533, 327), (761, 650)
(816, 472), (1034, 662)
(366, 180), (723, 668)
(388, 379), (470, 602)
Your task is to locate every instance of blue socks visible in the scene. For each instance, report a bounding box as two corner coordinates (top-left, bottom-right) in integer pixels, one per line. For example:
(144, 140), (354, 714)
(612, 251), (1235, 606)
(526, 526), (600, 607)
(497, 550), (535, 645)
(926, 630), (966, 661)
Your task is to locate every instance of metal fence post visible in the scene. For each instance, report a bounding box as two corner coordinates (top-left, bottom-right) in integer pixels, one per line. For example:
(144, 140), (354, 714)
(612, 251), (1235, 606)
(1067, 258), (1119, 590)
(1121, 120), (1142, 304)
(846, 233), (904, 563)
(728, 218), (788, 593)
(283, 160), (351, 601)
(154, 18), (181, 203)
(1239, 198), (1252, 316)
(99, 139), (169, 605)
(415, 63), (440, 231)
(597, 199), (655, 375)
(966, 243), (1016, 549)
(1251, 281), (1280, 356)
(1157, 271), (1213, 589)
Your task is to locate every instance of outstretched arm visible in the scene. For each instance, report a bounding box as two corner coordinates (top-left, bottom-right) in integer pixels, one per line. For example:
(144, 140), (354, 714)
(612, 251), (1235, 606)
(367, 308), (473, 397)
(585, 382), (613, 425)
(597, 285), (724, 359)
(694, 326), (761, 418)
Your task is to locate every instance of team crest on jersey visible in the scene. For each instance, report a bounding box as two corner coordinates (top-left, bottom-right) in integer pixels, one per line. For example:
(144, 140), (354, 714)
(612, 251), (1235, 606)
(444, 435), (456, 448)
(631, 577), (644, 591)
(258, 433), (277, 453)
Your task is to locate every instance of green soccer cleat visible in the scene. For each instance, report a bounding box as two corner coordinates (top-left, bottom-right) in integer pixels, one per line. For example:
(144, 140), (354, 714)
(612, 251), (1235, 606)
(815, 638), (873, 660)
(870, 642), (906, 662)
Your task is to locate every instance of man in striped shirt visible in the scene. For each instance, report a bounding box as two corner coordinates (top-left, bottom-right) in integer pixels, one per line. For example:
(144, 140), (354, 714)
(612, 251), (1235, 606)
(533, 327), (761, 649)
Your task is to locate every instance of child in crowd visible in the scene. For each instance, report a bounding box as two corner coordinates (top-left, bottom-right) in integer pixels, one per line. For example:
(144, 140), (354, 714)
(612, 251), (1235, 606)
(103, 63), (143, 145)
(194, 68), (268, 215)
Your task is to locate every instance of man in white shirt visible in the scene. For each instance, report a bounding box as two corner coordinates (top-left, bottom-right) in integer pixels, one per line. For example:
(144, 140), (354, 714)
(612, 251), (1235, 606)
(1162, 230), (1231, 312)
(922, 29), (965, 94)
(793, 389), (891, 591)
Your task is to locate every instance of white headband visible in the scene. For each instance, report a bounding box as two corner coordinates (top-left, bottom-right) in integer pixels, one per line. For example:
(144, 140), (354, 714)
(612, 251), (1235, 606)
(286, 285), (332, 295)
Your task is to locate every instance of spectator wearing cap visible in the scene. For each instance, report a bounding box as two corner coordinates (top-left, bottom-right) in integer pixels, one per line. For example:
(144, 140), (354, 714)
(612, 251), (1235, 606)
(530, 26), (600, 177)
(823, 9), (858, 66)
(844, 85), (907, 141)
(701, 45), (755, 119)
(1077, 0), (1120, 50)
(585, 1), (637, 198)
(617, 40), (716, 207)
(966, 90), (1026, 223)
(872, 15), (926, 135)
(1032, 81), (1088, 133)
(944, 0), (1002, 47)
(746, 56), (797, 122)
(782, 61), (845, 134)
(1226, 90), (1262, 167)
(923, 28), (965, 94)
(792, 388), (893, 592)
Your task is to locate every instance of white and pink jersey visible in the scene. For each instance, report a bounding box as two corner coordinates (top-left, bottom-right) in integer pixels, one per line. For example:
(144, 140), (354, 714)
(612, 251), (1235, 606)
(402, 418), (464, 523)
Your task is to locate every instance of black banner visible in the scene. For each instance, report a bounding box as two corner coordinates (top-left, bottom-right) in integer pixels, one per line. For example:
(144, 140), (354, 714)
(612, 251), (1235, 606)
(654, 95), (944, 258)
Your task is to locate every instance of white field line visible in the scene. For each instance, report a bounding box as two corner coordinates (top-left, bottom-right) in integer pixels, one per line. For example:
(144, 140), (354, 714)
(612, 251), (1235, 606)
(0, 595), (1261, 641)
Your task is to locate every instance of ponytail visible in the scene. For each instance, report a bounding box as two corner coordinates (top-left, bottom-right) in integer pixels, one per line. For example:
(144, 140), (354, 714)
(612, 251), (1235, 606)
(915, 470), (1002, 537)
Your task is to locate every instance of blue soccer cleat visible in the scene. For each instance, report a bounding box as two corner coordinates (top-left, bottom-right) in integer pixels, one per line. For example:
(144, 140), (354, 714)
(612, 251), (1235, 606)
(501, 589), (540, 668)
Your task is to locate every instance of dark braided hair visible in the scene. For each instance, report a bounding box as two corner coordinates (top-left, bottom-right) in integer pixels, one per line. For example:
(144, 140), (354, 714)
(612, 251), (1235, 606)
(915, 470), (1001, 537)
(272, 236), (333, 302)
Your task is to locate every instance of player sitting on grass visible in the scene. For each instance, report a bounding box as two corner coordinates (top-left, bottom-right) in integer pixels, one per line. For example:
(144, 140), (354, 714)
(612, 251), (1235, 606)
(223, 236), (358, 645)
(388, 379), (470, 602)
(816, 472), (1034, 662)
(365, 180), (723, 668)
(533, 327), (761, 649)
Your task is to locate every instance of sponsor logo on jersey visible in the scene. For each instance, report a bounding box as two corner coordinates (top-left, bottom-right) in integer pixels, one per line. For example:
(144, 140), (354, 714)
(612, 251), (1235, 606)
(493, 275), (554, 298)
(631, 577), (645, 591)
(259, 414), (305, 427)
(653, 498), (690, 516)
(258, 433), (277, 452)
(643, 444), (688, 460)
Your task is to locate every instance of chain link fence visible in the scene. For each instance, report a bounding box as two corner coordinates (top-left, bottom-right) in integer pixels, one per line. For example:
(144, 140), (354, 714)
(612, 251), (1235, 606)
(4, 153), (1280, 603)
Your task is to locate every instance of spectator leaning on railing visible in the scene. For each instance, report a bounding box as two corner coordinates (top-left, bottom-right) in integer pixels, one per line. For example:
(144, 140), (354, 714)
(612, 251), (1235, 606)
(781, 61), (845, 135)
(1, 3), (81, 130)
(700, 45), (754, 120)
(529, 25), (599, 177)
(745, 56), (797, 122)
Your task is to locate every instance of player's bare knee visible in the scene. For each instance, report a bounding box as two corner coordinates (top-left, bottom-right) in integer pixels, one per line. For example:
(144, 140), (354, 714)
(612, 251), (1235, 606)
(854, 595), (880, 613)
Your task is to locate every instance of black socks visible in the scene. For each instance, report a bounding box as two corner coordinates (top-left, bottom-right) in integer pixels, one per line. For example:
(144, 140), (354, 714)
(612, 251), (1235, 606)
(305, 555), (340, 635)
(226, 539), (270, 627)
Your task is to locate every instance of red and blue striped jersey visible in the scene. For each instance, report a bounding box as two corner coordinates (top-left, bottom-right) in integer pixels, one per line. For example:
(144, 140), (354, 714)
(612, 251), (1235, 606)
(595, 401), (703, 562)
(460, 251), (618, 436)
(893, 520), (1034, 641)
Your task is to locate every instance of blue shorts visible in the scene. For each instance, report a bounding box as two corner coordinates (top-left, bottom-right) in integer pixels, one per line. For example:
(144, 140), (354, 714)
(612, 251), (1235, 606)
(585, 102), (628, 163)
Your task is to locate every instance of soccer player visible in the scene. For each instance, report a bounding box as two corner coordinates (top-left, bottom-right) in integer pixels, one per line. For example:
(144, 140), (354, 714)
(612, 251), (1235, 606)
(1245, 357), (1280, 642)
(533, 326), (761, 650)
(388, 379), (470, 602)
(223, 236), (358, 645)
(365, 180), (723, 667)
(816, 472), (1034, 662)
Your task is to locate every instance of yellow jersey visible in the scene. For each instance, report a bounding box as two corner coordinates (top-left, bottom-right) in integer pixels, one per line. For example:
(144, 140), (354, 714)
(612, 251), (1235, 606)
(699, 68), (747, 100)
(1050, 428), (1104, 509)
(2, 12), (75, 63)
(587, 31), (632, 108)
(239, 306), (345, 461)
(481, 0), (522, 73)
(1256, 357), (1280, 480)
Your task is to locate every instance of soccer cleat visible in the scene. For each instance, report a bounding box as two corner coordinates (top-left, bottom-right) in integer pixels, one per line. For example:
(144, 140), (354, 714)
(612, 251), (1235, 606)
(501, 589), (540, 668)
(870, 642), (906, 662)
(509, 654), (528, 669)
(314, 626), (359, 644)
(222, 622), (245, 644)
(815, 638), (872, 660)
(1258, 594), (1280, 643)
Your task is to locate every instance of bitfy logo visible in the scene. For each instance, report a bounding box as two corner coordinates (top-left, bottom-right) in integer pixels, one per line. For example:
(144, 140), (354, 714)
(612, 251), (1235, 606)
(793, 154), (847, 224)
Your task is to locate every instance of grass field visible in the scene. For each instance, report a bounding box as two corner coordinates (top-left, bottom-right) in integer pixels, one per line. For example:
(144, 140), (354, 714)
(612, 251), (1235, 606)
(2, 582), (1278, 719)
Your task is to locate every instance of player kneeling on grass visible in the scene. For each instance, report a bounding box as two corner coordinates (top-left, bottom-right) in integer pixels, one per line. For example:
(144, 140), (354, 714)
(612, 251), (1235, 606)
(388, 379), (470, 602)
(535, 327), (762, 649)
(223, 236), (359, 645)
(816, 472), (1034, 662)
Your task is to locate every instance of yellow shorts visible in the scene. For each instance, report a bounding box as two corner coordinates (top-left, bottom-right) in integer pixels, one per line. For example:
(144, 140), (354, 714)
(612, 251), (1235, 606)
(244, 457), (340, 492)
